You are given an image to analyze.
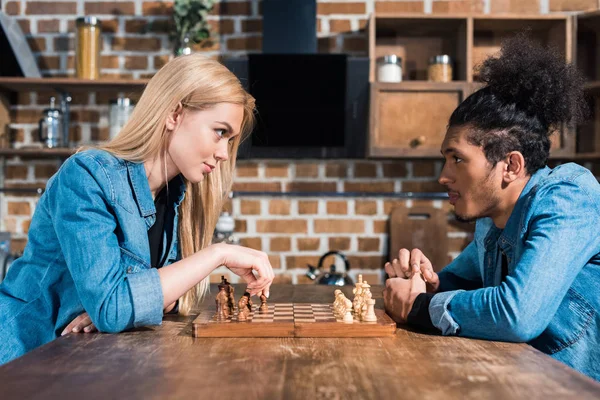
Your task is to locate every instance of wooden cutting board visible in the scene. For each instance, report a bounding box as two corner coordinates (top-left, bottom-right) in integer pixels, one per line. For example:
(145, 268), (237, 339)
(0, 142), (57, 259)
(389, 206), (448, 272)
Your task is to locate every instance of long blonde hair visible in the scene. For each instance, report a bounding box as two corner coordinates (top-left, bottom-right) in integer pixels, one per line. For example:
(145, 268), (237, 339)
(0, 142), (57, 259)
(95, 54), (255, 315)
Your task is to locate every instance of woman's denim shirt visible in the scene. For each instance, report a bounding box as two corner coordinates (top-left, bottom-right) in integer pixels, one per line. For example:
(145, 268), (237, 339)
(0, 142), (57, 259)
(0, 149), (185, 364)
(431, 163), (600, 381)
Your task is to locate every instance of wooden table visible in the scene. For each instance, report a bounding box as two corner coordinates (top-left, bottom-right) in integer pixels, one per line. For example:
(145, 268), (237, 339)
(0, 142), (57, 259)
(2, 284), (599, 399)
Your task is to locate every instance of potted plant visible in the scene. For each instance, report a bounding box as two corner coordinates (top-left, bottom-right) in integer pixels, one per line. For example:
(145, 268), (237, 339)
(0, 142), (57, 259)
(171, 0), (216, 56)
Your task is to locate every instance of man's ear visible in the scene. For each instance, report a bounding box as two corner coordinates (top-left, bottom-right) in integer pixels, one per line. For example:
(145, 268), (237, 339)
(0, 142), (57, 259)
(165, 102), (183, 131)
(504, 151), (526, 183)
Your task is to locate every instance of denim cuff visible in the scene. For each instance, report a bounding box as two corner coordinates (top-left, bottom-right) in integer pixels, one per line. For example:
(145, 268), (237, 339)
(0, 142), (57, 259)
(127, 268), (164, 327)
(429, 290), (463, 335)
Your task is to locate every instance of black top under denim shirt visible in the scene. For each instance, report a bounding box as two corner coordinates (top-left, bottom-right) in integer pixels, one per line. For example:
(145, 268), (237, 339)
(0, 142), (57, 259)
(147, 184), (178, 314)
(407, 251), (510, 332)
(148, 185), (174, 270)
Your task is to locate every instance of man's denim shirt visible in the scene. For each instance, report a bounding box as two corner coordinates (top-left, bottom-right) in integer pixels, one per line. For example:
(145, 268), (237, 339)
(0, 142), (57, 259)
(430, 163), (600, 381)
(0, 149), (185, 364)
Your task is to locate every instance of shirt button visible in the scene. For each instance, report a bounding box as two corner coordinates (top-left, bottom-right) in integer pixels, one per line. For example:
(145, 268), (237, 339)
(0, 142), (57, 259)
(127, 267), (132, 273)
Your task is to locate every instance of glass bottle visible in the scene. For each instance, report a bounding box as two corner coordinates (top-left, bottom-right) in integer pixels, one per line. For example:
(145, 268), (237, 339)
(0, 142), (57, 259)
(75, 16), (102, 79)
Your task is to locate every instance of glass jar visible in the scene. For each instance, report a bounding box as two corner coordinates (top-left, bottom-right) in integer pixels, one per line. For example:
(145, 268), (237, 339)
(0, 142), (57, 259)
(75, 16), (101, 79)
(109, 97), (135, 139)
(377, 55), (402, 83)
(428, 55), (453, 83)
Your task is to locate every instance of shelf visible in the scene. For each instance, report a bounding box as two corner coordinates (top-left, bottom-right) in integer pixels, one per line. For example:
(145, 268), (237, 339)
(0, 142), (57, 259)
(0, 77), (149, 93)
(584, 81), (600, 92)
(374, 81), (471, 91)
(369, 15), (469, 82)
(473, 16), (569, 78)
(0, 147), (75, 157)
(577, 11), (600, 81)
(550, 152), (600, 160)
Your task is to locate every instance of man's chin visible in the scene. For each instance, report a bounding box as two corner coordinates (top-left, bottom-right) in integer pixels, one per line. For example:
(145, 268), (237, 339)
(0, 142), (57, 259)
(453, 209), (478, 223)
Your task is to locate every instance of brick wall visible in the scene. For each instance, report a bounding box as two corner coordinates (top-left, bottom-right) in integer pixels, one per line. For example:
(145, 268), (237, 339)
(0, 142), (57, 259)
(2, 0), (600, 284)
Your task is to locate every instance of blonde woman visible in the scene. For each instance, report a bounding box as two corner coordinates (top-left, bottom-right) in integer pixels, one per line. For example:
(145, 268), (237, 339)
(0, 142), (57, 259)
(0, 54), (274, 365)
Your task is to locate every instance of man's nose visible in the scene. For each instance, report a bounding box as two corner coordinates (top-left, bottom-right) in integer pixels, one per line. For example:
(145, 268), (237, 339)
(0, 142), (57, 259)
(438, 163), (452, 186)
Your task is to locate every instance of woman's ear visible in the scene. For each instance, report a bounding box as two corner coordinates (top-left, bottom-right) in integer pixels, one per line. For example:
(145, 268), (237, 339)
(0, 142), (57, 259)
(165, 102), (184, 131)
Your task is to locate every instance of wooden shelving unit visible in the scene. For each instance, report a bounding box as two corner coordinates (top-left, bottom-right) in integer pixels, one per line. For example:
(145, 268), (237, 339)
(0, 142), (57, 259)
(0, 147), (75, 157)
(0, 77), (148, 93)
(576, 11), (600, 156)
(0, 77), (147, 159)
(367, 12), (600, 160)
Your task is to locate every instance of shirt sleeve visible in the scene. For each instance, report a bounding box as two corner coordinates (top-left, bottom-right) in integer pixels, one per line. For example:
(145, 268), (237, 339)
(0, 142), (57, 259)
(407, 293), (439, 332)
(46, 154), (164, 333)
(429, 180), (600, 341)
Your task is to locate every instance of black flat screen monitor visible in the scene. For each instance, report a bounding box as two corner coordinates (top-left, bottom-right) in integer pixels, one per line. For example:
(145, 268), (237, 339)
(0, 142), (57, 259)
(248, 54), (347, 148)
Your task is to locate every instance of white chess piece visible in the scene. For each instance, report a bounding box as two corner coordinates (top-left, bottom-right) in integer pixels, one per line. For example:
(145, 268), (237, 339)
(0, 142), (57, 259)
(363, 298), (377, 322)
(343, 298), (353, 323)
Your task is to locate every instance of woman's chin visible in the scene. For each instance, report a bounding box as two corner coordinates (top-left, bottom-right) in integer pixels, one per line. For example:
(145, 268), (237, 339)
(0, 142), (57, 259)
(182, 171), (206, 184)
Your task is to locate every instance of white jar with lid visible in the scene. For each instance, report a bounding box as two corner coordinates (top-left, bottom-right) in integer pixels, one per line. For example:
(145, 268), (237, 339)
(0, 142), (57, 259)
(109, 97), (135, 139)
(377, 55), (402, 83)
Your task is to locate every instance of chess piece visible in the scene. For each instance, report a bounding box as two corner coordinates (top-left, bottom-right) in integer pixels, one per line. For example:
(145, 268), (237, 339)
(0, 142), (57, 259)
(333, 289), (342, 312)
(343, 298), (354, 323)
(243, 291), (253, 313)
(215, 299), (225, 320)
(215, 286), (229, 320)
(237, 295), (249, 321)
(228, 285), (236, 314)
(333, 291), (346, 318)
(363, 299), (377, 322)
(352, 279), (365, 319)
(361, 282), (373, 319)
(259, 293), (268, 312)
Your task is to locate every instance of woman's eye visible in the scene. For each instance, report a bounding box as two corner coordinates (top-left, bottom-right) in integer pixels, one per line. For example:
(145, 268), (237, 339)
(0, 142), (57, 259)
(215, 129), (227, 138)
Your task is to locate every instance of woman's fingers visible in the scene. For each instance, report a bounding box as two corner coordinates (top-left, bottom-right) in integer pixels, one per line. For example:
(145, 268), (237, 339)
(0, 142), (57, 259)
(224, 246), (274, 297)
(61, 312), (96, 336)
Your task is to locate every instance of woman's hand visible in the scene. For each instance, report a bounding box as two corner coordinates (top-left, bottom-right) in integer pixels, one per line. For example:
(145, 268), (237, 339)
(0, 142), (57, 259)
(214, 243), (274, 297)
(385, 248), (440, 293)
(61, 312), (97, 336)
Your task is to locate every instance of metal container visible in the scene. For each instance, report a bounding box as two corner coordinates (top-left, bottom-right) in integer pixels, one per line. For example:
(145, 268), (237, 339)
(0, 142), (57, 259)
(109, 97), (135, 139)
(38, 97), (63, 148)
(376, 54), (402, 83)
(428, 54), (453, 82)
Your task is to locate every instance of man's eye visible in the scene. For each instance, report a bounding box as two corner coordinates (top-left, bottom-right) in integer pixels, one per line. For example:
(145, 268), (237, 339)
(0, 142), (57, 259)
(454, 156), (463, 163)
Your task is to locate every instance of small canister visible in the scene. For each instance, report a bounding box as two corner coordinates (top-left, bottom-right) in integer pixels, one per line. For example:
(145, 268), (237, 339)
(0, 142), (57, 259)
(75, 16), (101, 79)
(109, 97), (135, 139)
(38, 97), (63, 148)
(377, 55), (402, 83)
(428, 55), (453, 83)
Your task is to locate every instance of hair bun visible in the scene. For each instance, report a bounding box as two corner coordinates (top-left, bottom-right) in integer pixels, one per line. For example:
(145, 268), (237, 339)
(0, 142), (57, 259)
(478, 33), (586, 132)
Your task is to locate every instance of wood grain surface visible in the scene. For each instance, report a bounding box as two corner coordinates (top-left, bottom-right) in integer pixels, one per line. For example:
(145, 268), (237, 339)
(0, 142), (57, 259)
(1, 284), (599, 399)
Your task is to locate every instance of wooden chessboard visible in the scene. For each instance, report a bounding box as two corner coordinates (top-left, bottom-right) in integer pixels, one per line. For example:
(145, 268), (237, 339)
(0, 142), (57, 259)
(192, 303), (397, 338)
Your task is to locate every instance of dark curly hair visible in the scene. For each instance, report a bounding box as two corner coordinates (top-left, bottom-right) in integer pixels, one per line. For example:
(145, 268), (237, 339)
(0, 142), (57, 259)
(449, 33), (587, 173)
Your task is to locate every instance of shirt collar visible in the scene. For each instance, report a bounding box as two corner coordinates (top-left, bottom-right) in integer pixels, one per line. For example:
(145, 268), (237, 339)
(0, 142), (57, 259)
(499, 165), (551, 247)
(125, 160), (187, 217)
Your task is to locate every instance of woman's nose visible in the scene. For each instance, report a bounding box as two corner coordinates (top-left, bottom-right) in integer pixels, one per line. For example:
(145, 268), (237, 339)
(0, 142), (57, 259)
(215, 141), (229, 162)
